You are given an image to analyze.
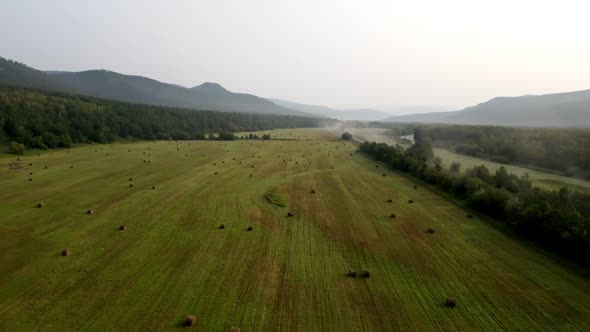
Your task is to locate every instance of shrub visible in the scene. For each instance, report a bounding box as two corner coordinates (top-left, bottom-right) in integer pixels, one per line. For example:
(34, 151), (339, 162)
(7, 141), (26, 155)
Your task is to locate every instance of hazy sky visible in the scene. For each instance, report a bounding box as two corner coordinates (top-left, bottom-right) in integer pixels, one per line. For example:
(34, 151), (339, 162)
(2, 0), (590, 112)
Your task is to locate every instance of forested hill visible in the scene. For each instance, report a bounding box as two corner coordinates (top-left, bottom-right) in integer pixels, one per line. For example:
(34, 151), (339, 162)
(0, 86), (333, 149)
(0, 57), (307, 116)
(383, 89), (590, 128)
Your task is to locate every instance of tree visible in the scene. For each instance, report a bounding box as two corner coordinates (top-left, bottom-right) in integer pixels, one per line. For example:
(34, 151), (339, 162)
(342, 132), (353, 140)
(7, 141), (26, 155)
(450, 162), (462, 173)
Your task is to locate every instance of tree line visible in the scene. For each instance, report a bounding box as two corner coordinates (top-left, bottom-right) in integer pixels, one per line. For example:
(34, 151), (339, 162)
(360, 139), (590, 266)
(409, 125), (590, 180)
(0, 86), (333, 152)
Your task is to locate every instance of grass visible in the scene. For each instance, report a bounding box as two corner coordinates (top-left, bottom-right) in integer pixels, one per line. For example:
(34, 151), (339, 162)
(0, 129), (589, 330)
(266, 187), (288, 207)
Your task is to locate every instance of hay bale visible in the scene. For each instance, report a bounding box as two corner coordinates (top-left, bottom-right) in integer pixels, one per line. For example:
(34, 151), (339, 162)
(427, 228), (435, 233)
(129, 177), (133, 181)
(287, 212), (294, 217)
(184, 315), (196, 326)
(29, 178), (33, 182)
(247, 226), (253, 231)
(214, 172), (218, 175)
(29, 172), (33, 175)
(347, 269), (357, 278)
(445, 298), (456, 308)
(219, 224), (225, 229)
(389, 213), (396, 219)
(129, 183), (134, 187)
(62, 248), (71, 256)
(387, 198), (393, 203)
(29, 162), (32, 166)
(119, 225), (126, 230)
(311, 189), (316, 194)
(249, 174), (253, 177)
(86, 209), (93, 215)
(37, 202), (44, 208)
(360, 270), (371, 278)
(408, 199), (414, 203)
(70, 165), (74, 168)
(44, 165), (48, 169)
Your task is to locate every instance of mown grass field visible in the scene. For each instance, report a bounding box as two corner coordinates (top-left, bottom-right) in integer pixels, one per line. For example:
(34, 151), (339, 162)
(346, 127), (590, 192)
(1, 128), (590, 331)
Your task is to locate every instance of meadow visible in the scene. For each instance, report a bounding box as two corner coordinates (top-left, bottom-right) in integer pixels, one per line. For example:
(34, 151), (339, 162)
(1, 129), (589, 330)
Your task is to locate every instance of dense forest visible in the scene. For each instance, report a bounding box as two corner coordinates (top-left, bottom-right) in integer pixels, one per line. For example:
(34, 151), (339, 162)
(0, 86), (332, 152)
(415, 125), (590, 179)
(360, 139), (590, 266)
(374, 123), (590, 180)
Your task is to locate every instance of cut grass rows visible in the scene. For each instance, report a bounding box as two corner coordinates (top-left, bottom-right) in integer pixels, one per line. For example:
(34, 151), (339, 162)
(0, 129), (589, 330)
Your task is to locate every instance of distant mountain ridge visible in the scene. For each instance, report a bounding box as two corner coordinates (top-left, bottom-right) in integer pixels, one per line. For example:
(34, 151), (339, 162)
(384, 90), (590, 127)
(268, 98), (392, 121)
(0, 57), (308, 116)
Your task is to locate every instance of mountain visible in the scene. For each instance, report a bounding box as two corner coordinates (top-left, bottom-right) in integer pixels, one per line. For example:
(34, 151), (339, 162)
(383, 90), (590, 127)
(269, 98), (391, 121)
(0, 57), (307, 116)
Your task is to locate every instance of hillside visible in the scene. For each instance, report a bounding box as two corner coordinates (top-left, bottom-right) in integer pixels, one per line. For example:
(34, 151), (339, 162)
(269, 98), (391, 121)
(0, 58), (307, 116)
(384, 89), (590, 127)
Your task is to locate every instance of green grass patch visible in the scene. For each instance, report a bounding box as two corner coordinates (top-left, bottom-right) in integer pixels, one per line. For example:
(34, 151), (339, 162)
(266, 186), (288, 207)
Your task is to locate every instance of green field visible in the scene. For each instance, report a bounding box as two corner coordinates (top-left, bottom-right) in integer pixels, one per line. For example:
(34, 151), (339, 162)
(345, 127), (590, 192)
(1, 129), (590, 331)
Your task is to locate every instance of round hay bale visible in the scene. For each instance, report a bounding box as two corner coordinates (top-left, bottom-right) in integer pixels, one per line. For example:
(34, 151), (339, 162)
(129, 183), (134, 187)
(37, 202), (44, 208)
(389, 213), (396, 219)
(86, 209), (93, 215)
(119, 225), (126, 230)
(70, 165), (74, 168)
(28, 178), (33, 182)
(408, 199), (414, 203)
(387, 198), (393, 203)
(152, 186), (156, 190)
(129, 177), (133, 181)
(427, 228), (435, 233)
(214, 172), (218, 175)
(219, 224), (225, 229)
(62, 248), (71, 256)
(287, 212), (294, 217)
(311, 189), (316, 194)
(29, 172), (33, 175)
(249, 174), (253, 177)
(44, 166), (48, 169)
(347, 269), (357, 278)
(445, 298), (457, 308)
(184, 315), (196, 326)
(247, 226), (253, 231)
(361, 270), (371, 278)
(29, 162), (32, 166)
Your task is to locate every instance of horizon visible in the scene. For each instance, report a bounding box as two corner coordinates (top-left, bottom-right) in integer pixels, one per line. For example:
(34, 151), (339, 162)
(2, 0), (590, 114)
